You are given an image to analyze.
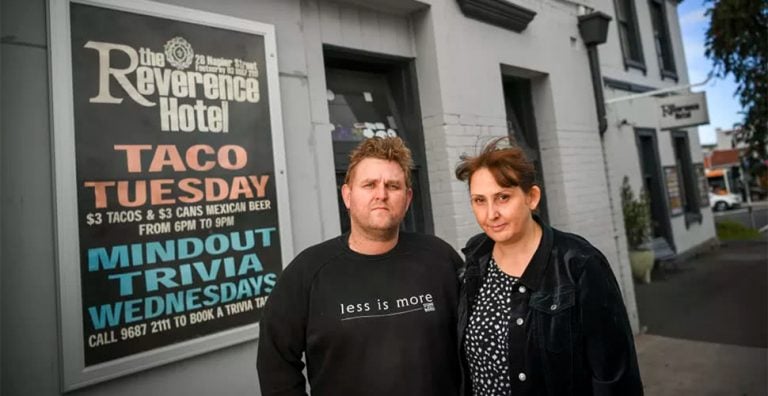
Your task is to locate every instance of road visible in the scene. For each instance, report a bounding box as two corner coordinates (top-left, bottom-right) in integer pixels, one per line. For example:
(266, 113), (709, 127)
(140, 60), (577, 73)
(713, 201), (768, 231)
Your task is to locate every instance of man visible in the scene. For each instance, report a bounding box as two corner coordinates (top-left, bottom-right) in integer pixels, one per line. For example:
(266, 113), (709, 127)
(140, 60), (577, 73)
(257, 137), (461, 396)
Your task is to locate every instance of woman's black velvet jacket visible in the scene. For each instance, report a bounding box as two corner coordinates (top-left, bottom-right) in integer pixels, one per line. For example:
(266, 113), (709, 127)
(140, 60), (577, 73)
(457, 219), (643, 396)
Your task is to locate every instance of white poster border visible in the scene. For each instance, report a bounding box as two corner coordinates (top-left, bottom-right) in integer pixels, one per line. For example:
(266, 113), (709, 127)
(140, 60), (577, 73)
(48, 0), (293, 391)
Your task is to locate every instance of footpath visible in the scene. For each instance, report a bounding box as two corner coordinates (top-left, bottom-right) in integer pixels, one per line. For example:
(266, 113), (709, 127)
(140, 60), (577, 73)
(634, 234), (767, 395)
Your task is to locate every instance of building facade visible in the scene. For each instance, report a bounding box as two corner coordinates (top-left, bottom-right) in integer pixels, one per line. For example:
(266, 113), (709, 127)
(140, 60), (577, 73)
(599, 0), (716, 257)
(1, 0), (713, 394)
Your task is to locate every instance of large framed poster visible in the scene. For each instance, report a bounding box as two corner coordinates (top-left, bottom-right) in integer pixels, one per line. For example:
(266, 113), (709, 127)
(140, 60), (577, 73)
(49, 0), (293, 390)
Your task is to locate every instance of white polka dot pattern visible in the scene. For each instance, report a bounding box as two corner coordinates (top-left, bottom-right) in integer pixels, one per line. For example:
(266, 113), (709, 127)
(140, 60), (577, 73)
(464, 258), (520, 396)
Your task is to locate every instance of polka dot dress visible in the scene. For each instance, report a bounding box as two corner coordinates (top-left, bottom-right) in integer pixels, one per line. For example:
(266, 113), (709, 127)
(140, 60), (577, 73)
(464, 258), (519, 396)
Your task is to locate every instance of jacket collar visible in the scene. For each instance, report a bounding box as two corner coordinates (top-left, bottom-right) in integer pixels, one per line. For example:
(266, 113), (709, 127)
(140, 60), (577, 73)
(463, 214), (554, 292)
(520, 215), (553, 292)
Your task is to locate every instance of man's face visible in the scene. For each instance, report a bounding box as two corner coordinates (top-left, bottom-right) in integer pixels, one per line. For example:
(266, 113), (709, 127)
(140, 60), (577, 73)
(342, 158), (413, 239)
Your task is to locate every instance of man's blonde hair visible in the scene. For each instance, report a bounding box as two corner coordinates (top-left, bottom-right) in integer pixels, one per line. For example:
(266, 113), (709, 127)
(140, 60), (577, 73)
(345, 137), (414, 188)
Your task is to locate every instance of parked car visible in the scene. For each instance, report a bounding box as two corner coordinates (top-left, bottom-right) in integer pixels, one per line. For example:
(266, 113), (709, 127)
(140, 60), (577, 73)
(709, 192), (742, 211)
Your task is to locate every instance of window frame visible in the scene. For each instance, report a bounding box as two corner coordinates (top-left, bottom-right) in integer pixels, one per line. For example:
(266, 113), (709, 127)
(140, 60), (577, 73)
(648, 0), (678, 81)
(613, 0), (646, 73)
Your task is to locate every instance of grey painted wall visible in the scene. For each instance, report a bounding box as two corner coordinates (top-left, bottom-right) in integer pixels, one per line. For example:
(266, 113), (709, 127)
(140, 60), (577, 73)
(2, 0), (63, 394)
(1, 0), (661, 394)
(411, 0), (639, 331)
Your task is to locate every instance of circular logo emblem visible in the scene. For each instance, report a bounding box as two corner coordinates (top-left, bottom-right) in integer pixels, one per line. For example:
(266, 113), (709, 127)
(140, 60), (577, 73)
(164, 37), (194, 70)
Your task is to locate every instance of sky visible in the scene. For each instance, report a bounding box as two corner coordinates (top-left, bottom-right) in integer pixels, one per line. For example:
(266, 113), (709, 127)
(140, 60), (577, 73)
(677, 0), (742, 145)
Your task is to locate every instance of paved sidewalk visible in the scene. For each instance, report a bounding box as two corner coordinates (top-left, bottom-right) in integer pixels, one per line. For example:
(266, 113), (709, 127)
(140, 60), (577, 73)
(636, 334), (767, 396)
(633, 235), (767, 395)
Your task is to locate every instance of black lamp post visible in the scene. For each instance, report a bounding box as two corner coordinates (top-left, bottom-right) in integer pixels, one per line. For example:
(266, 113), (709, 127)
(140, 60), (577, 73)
(578, 12), (612, 135)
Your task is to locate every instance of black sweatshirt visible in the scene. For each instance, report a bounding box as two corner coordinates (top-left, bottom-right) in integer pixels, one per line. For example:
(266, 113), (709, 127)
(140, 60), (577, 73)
(257, 232), (462, 396)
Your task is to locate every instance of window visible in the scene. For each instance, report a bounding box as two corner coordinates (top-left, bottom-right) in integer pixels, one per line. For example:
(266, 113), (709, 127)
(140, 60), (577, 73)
(671, 131), (701, 226)
(649, 0), (677, 79)
(614, 0), (645, 71)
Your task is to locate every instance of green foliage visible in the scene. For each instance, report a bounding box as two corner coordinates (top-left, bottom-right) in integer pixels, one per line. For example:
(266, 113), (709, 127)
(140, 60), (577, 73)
(621, 177), (652, 250)
(705, 0), (768, 158)
(716, 220), (762, 240)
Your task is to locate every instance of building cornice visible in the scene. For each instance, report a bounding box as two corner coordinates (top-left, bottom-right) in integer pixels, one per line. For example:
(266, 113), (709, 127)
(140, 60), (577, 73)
(456, 0), (536, 32)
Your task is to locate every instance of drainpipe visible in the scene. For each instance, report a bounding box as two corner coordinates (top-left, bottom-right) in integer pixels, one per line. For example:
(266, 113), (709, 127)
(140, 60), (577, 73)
(577, 11), (642, 333)
(578, 12), (612, 135)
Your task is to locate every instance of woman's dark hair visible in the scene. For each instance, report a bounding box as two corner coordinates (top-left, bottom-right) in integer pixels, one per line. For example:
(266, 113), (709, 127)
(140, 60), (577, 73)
(454, 137), (537, 192)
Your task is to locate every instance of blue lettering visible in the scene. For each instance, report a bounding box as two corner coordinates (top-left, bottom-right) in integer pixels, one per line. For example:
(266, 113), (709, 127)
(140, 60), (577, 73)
(221, 282), (237, 303)
(248, 276), (263, 295)
(230, 230), (255, 251)
(145, 240), (175, 263)
(239, 253), (263, 275)
(87, 302), (123, 330)
(205, 234), (229, 255)
(223, 256), (237, 277)
(145, 296), (164, 319)
(264, 273), (277, 293)
(145, 267), (178, 292)
(237, 278), (253, 299)
(193, 259), (221, 282)
(178, 237), (203, 260)
(124, 299), (143, 323)
(254, 227), (276, 247)
(88, 245), (129, 272)
(203, 284), (221, 306)
(166, 291), (184, 314)
(186, 287), (202, 310)
(107, 271), (142, 296)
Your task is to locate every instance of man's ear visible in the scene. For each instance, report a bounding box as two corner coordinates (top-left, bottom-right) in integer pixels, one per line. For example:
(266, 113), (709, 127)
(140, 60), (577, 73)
(406, 188), (414, 209)
(341, 184), (352, 209)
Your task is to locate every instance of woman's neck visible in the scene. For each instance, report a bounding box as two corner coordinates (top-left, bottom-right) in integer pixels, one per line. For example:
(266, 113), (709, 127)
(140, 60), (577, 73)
(492, 218), (542, 277)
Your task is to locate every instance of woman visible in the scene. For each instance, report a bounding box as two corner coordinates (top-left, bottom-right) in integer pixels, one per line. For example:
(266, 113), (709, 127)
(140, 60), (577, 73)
(455, 138), (643, 396)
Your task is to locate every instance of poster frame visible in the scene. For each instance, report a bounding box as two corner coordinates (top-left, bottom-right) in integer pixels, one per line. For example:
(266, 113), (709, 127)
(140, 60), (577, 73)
(48, 0), (293, 390)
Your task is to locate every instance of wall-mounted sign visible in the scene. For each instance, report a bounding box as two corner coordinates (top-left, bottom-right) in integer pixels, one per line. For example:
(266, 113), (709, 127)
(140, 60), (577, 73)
(658, 91), (710, 130)
(663, 165), (684, 216)
(49, 0), (292, 390)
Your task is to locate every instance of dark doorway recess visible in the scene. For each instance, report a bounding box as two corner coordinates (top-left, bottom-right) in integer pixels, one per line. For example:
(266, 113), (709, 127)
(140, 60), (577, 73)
(324, 46), (433, 234)
(502, 75), (549, 224)
(635, 128), (674, 250)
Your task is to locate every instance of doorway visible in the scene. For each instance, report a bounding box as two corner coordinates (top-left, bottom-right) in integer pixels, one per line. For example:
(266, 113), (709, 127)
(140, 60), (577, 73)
(324, 47), (432, 234)
(635, 128), (674, 249)
(502, 75), (549, 223)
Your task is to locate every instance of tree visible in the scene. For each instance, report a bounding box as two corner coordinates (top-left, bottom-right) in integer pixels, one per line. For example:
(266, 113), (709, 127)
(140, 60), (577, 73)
(704, 0), (768, 159)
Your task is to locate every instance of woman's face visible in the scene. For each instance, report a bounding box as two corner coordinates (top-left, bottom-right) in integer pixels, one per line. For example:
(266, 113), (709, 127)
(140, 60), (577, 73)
(469, 167), (540, 245)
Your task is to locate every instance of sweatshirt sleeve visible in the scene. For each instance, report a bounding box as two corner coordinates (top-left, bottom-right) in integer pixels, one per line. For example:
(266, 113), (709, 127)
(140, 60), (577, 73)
(257, 259), (310, 396)
(578, 254), (644, 396)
